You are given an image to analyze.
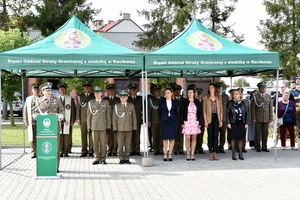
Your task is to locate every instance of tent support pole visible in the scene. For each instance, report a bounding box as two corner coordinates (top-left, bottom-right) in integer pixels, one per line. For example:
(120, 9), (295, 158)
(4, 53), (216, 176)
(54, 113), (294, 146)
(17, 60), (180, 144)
(274, 69), (280, 161)
(145, 71), (149, 158)
(22, 76), (25, 153)
(0, 70), (2, 169)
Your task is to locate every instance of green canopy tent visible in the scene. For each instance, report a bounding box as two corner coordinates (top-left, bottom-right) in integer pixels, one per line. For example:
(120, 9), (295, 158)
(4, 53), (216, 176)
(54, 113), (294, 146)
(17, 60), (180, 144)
(0, 16), (143, 77)
(144, 19), (279, 77)
(0, 16), (144, 169)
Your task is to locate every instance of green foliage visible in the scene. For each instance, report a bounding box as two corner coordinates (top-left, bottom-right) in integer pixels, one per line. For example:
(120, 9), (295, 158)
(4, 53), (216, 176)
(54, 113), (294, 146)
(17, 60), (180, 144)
(33, 0), (100, 36)
(233, 77), (250, 87)
(59, 78), (108, 94)
(259, 0), (300, 79)
(0, 28), (32, 51)
(148, 78), (175, 90)
(296, 108), (300, 139)
(135, 0), (243, 50)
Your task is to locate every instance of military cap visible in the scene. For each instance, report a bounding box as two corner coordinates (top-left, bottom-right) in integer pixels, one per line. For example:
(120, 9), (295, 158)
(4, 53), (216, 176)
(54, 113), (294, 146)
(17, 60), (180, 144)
(40, 82), (53, 91)
(127, 83), (138, 89)
(106, 83), (115, 90)
(82, 81), (91, 87)
(150, 83), (157, 91)
(173, 84), (182, 91)
(187, 84), (196, 90)
(238, 87), (244, 93)
(257, 82), (266, 88)
(58, 83), (67, 89)
(153, 85), (162, 91)
(31, 83), (39, 89)
(119, 90), (129, 97)
(228, 89), (233, 94)
(215, 82), (223, 88)
(168, 82), (177, 90)
(197, 88), (203, 94)
(93, 86), (103, 93)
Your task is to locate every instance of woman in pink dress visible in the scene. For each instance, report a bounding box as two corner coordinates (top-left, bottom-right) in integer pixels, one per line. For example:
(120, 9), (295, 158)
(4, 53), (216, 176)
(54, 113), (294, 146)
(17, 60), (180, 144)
(181, 87), (203, 161)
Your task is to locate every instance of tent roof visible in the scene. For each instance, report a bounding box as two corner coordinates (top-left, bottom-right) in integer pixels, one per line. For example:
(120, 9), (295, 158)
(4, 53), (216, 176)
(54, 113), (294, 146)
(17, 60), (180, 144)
(144, 19), (280, 77)
(0, 16), (143, 77)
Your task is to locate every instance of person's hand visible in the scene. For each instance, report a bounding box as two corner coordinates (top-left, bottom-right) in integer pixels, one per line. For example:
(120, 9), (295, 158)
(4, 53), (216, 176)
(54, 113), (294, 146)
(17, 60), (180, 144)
(245, 124), (248, 129)
(25, 122), (29, 126)
(181, 125), (184, 128)
(65, 120), (70, 126)
(219, 121), (223, 128)
(106, 129), (111, 135)
(205, 123), (208, 128)
(132, 130), (136, 135)
(269, 119), (273, 123)
(77, 120), (81, 125)
(87, 129), (92, 134)
(148, 122), (151, 128)
(252, 119), (256, 124)
(70, 122), (74, 126)
(227, 124), (231, 129)
(113, 130), (118, 134)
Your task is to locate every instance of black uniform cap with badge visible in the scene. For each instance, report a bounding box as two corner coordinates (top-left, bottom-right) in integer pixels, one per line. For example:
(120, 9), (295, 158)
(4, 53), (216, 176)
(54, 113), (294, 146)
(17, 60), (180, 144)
(127, 83), (138, 90)
(257, 82), (266, 88)
(58, 83), (67, 89)
(168, 82), (177, 90)
(153, 85), (162, 91)
(196, 88), (203, 94)
(187, 84), (196, 90)
(31, 83), (39, 89)
(93, 86), (103, 93)
(215, 82), (224, 88)
(150, 83), (157, 91)
(82, 81), (91, 87)
(106, 83), (115, 90)
(40, 82), (53, 91)
(173, 84), (182, 91)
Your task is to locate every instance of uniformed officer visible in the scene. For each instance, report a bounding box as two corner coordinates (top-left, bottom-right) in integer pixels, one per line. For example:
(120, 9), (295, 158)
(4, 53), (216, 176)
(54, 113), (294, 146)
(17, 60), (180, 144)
(23, 83), (40, 158)
(148, 85), (164, 155)
(251, 82), (273, 152)
(103, 83), (120, 156)
(76, 81), (95, 157)
(58, 83), (76, 157)
(113, 90), (137, 164)
(173, 84), (185, 155)
(127, 83), (143, 156)
(215, 82), (229, 153)
(195, 88), (205, 154)
(87, 86), (111, 165)
(147, 83), (157, 152)
(33, 82), (65, 172)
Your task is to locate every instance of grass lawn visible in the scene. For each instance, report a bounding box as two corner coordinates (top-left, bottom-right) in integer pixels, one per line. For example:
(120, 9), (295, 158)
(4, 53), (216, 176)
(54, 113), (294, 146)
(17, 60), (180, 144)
(1, 124), (82, 147)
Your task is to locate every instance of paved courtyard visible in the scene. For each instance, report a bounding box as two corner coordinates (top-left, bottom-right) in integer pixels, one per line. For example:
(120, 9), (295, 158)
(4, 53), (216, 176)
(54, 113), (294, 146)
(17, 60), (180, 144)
(0, 141), (300, 200)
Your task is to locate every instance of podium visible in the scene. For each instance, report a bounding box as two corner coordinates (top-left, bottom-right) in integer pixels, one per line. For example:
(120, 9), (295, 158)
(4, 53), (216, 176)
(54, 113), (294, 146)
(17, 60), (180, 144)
(36, 114), (60, 178)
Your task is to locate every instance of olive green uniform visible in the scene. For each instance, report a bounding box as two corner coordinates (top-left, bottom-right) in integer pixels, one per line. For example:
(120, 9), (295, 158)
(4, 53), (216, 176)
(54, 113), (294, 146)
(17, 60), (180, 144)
(218, 93), (229, 151)
(174, 95), (186, 153)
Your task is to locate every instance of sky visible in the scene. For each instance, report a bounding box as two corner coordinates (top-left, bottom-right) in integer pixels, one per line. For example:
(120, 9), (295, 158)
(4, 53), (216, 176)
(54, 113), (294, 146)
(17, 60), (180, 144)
(89, 0), (272, 87)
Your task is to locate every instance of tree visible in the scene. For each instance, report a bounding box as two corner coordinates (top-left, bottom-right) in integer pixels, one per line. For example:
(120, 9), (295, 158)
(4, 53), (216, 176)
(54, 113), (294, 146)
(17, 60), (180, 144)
(233, 77), (250, 87)
(258, 0), (300, 80)
(0, 28), (32, 125)
(59, 78), (108, 94)
(135, 0), (243, 51)
(33, 0), (100, 36)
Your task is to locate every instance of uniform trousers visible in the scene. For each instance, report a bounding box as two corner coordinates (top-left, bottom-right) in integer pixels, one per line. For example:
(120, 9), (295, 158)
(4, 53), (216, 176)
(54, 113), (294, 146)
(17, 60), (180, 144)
(208, 113), (219, 153)
(174, 123), (184, 153)
(92, 130), (107, 161)
(107, 125), (118, 154)
(80, 122), (94, 154)
(218, 122), (227, 150)
(131, 123), (141, 153)
(31, 125), (37, 155)
(196, 126), (205, 152)
(255, 122), (269, 149)
(151, 124), (163, 154)
(118, 131), (132, 161)
(67, 129), (72, 153)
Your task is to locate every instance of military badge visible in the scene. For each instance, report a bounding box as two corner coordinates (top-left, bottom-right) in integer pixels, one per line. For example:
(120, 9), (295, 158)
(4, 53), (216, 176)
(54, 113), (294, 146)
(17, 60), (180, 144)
(66, 104), (71, 110)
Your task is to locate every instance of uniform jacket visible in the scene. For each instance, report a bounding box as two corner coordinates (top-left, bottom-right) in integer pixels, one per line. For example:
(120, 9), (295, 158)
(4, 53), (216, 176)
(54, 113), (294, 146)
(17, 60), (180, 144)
(174, 95), (186, 123)
(23, 95), (39, 125)
(181, 99), (203, 126)
(158, 99), (178, 121)
(226, 100), (250, 125)
(87, 99), (111, 131)
(127, 95), (143, 124)
(148, 96), (164, 125)
(251, 93), (273, 123)
(113, 102), (137, 132)
(203, 95), (222, 125)
(76, 93), (94, 122)
(103, 96), (121, 124)
(221, 93), (229, 122)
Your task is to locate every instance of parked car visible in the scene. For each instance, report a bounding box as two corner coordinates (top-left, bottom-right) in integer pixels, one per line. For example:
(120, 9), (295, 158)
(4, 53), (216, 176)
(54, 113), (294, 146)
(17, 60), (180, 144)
(1, 92), (24, 117)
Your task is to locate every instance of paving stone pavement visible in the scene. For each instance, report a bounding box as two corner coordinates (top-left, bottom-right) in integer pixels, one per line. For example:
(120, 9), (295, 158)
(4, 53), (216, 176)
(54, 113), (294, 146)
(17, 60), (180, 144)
(1, 141), (300, 200)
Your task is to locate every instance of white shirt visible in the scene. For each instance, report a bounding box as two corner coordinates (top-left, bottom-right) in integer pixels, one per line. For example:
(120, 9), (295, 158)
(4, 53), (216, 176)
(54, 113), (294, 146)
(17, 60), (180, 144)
(166, 100), (172, 116)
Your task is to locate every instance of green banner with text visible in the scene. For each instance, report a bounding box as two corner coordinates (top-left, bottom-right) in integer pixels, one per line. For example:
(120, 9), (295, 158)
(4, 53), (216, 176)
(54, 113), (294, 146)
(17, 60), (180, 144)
(36, 114), (58, 177)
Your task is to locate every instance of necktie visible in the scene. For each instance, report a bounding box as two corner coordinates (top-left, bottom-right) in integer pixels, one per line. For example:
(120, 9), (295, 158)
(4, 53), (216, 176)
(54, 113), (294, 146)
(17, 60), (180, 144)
(98, 100), (100, 104)
(123, 103), (126, 108)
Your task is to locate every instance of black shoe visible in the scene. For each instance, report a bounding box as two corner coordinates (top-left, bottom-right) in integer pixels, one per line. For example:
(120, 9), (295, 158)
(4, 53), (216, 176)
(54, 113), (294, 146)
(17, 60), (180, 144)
(242, 149), (247, 153)
(107, 153), (112, 156)
(68, 151), (72, 154)
(256, 148), (261, 152)
(191, 154), (195, 161)
(228, 147), (232, 150)
(198, 151), (205, 154)
(136, 153), (142, 156)
(149, 148), (153, 152)
(92, 160), (100, 165)
(119, 160), (125, 164)
(57, 169), (60, 173)
(112, 153), (118, 156)
(130, 152), (135, 156)
(154, 153), (159, 155)
(163, 154), (168, 161)
(219, 150), (226, 153)
(232, 156), (237, 160)
(80, 153), (87, 157)
(261, 148), (270, 152)
(239, 154), (244, 160)
(63, 153), (69, 157)
(159, 152), (164, 155)
(174, 152), (178, 155)
(60, 153), (64, 157)
(125, 160), (131, 164)
(179, 152), (184, 155)
(31, 154), (36, 159)
(89, 153), (94, 157)
(101, 161), (107, 165)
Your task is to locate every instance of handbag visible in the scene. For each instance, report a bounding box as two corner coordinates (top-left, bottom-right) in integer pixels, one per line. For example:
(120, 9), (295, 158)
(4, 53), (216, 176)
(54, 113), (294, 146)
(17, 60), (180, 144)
(277, 103), (289, 127)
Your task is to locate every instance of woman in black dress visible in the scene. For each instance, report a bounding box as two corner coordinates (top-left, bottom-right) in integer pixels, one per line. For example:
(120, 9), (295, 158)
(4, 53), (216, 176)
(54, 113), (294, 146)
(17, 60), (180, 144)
(226, 89), (249, 160)
(158, 88), (178, 161)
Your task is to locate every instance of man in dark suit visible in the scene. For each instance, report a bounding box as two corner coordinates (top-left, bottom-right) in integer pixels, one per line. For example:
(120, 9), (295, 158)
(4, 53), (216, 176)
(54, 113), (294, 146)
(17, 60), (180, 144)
(173, 84), (185, 154)
(127, 83), (143, 156)
(195, 88), (205, 154)
(103, 83), (120, 156)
